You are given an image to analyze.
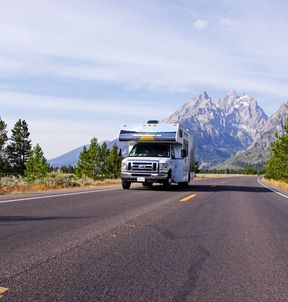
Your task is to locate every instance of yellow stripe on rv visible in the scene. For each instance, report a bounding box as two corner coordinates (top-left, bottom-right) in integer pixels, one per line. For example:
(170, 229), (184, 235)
(139, 134), (155, 141)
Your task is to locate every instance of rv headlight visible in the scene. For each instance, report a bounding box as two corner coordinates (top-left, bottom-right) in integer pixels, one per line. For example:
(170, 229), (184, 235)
(159, 163), (169, 172)
(121, 162), (127, 171)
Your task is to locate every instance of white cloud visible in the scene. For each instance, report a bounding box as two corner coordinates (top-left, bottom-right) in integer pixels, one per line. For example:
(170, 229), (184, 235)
(0, 0), (287, 96)
(220, 17), (239, 27)
(193, 19), (208, 30)
(0, 90), (175, 118)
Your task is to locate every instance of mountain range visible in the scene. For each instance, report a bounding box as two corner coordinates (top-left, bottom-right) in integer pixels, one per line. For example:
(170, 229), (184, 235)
(48, 91), (288, 170)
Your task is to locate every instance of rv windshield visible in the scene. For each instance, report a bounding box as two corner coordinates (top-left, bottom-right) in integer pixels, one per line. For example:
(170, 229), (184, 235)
(129, 143), (170, 158)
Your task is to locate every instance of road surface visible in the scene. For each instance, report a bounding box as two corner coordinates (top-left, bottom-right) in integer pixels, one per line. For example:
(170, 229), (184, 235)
(1, 176), (288, 301)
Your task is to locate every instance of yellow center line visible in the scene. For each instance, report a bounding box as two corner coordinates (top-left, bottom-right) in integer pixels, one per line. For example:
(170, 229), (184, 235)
(180, 194), (196, 202)
(0, 287), (8, 298)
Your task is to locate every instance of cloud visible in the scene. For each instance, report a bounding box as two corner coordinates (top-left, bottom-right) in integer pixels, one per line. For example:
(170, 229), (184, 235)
(1, 0), (287, 99)
(0, 90), (175, 119)
(193, 19), (208, 30)
(220, 17), (239, 27)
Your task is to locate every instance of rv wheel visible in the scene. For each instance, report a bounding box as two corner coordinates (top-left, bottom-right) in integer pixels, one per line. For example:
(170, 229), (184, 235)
(179, 174), (190, 188)
(163, 172), (172, 189)
(179, 181), (189, 188)
(122, 180), (131, 189)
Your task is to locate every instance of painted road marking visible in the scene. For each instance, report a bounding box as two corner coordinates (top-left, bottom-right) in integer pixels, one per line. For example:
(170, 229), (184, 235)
(0, 187), (121, 205)
(0, 287), (8, 298)
(180, 194), (196, 202)
(257, 178), (288, 200)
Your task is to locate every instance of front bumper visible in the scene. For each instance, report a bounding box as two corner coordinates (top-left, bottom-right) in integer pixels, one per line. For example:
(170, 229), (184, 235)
(121, 172), (168, 183)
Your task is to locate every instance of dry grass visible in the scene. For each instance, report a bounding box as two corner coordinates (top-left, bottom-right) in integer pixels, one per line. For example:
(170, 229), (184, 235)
(196, 173), (245, 179)
(263, 178), (288, 191)
(0, 173), (121, 195)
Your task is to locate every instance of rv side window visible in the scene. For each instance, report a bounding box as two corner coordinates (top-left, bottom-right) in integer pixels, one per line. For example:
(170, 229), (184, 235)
(183, 140), (189, 155)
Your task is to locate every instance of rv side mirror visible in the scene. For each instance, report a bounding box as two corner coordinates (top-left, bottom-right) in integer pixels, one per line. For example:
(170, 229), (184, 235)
(181, 149), (187, 158)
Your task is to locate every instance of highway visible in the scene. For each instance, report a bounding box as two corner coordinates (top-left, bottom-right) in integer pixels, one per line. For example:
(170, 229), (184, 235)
(1, 176), (288, 301)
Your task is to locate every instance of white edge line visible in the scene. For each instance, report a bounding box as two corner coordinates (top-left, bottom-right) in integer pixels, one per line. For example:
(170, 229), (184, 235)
(0, 187), (121, 205)
(257, 177), (288, 199)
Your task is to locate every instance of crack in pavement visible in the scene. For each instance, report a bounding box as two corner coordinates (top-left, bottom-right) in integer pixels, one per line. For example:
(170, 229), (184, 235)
(172, 245), (210, 302)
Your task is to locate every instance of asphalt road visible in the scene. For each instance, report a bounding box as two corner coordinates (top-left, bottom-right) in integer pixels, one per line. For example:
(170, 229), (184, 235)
(1, 176), (288, 301)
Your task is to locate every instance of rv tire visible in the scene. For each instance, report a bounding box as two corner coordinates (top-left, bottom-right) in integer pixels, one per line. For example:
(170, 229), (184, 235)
(122, 180), (131, 190)
(163, 172), (172, 189)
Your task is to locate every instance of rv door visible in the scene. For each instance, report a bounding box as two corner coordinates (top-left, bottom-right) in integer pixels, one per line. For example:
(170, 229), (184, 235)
(182, 139), (189, 181)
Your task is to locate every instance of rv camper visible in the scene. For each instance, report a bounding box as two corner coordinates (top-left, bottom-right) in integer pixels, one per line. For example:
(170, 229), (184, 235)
(119, 120), (196, 189)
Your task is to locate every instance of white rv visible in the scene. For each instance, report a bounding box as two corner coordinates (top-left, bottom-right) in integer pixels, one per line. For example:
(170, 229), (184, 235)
(119, 120), (196, 189)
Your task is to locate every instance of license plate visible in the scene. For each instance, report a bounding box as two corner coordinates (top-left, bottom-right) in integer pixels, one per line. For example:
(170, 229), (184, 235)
(137, 177), (145, 182)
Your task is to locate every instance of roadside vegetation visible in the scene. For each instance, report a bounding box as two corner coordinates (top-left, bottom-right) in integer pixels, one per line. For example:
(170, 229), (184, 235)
(262, 178), (288, 191)
(264, 120), (288, 188)
(0, 117), (122, 194)
(198, 164), (263, 176)
(196, 173), (245, 179)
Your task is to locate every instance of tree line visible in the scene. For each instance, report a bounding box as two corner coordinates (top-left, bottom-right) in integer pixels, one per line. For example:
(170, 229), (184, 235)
(0, 117), (48, 179)
(0, 117), (122, 181)
(75, 138), (122, 180)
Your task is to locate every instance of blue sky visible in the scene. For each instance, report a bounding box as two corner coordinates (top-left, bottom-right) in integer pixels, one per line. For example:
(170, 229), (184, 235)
(1, 0), (288, 158)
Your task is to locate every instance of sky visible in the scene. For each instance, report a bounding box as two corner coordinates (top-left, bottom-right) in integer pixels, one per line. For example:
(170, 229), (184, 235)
(1, 0), (288, 159)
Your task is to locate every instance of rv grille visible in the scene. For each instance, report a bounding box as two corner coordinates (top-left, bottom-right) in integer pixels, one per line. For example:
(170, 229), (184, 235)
(129, 161), (158, 172)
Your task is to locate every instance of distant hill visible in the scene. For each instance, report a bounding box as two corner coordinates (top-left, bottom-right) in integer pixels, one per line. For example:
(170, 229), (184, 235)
(48, 91), (287, 169)
(48, 140), (128, 168)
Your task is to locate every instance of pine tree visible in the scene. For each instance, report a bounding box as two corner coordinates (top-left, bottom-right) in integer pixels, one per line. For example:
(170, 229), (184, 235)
(60, 165), (75, 174)
(99, 142), (109, 178)
(266, 121), (288, 182)
(243, 164), (257, 175)
(87, 138), (101, 180)
(105, 144), (122, 179)
(75, 146), (90, 178)
(24, 144), (49, 181)
(0, 117), (8, 174)
(6, 119), (32, 175)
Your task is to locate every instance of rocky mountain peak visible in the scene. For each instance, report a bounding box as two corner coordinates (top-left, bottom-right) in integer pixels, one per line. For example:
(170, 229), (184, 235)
(228, 89), (238, 97)
(218, 91), (257, 110)
(217, 92), (268, 141)
(163, 90), (272, 166)
(187, 91), (212, 108)
(276, 101), (288, 115)
(163, 91), (217, 123)
(260, 101), (288, 134)
(218, 90), (239, 110)
(202, 91), (209, 99)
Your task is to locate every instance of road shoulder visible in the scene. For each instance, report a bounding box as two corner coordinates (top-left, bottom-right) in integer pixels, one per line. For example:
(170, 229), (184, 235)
(257, 177), (288, 199)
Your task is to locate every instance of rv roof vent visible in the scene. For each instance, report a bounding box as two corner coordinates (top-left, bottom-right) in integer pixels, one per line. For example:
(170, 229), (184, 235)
(147, 120), (159, 124)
